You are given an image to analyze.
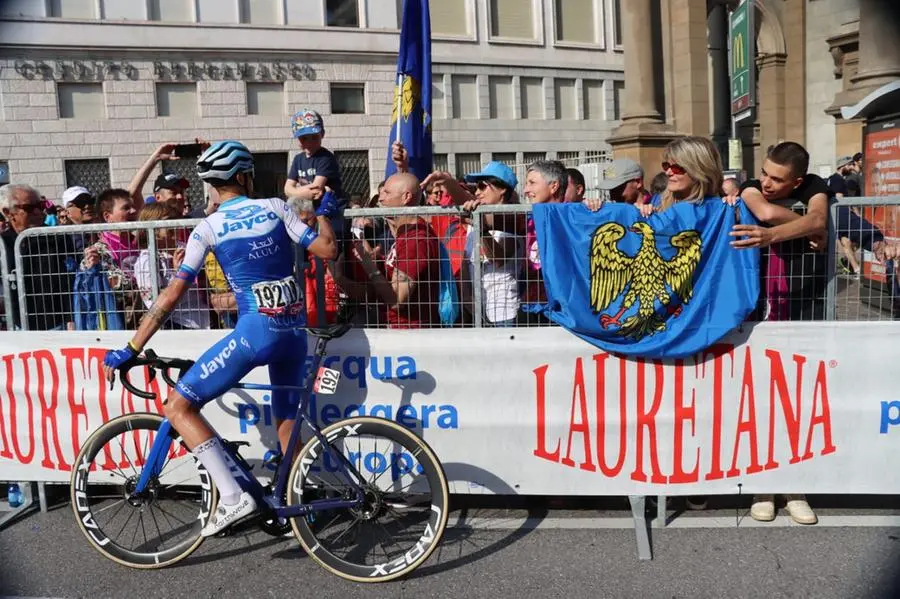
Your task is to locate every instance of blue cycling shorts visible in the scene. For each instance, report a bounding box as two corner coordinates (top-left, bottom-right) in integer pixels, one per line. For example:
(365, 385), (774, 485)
(175, 313), (308, 420)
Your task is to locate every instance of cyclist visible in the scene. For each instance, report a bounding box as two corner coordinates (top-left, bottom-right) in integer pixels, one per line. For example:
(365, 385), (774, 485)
(102, 140), (338, 536)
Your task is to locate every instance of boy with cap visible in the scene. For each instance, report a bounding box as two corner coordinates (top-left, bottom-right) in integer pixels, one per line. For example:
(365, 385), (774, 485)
(284, 109), (344, 207)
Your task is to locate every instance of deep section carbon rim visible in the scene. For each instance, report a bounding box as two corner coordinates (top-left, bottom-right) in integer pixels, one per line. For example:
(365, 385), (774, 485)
(70, 413), (216, 569)
(287, 417), (449, 582)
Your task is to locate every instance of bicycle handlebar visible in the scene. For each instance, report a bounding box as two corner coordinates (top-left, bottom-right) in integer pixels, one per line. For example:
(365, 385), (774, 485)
(115, 322), (353, 400)
(118, 349), (195, 400)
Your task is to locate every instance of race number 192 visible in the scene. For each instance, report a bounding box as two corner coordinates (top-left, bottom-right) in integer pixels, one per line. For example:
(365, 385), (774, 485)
(313, 367), (341, 395)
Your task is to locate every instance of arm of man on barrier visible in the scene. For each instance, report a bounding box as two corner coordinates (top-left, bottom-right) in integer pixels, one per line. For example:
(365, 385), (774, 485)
(731, 178), (828, 249)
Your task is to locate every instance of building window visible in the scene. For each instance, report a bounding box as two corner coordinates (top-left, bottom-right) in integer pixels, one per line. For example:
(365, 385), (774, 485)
(65, 159), (110, 197)
(554, 79), (576, 120)
(239, 0), (281, 25)
(335, 150), (370, 196)
(0, 161), (9, 186)
(488, 77), (514, 119)
(489, 0), (534, 39)
(524, 152), (546, 165)
(330, 83), (366, 114)
(48, 0), (95, 18)
(162, 159), (203, 211)
(585, 149), (609, 163)
(555, 0), (594, 44)
(253, 152), (289, 199)
(520, 77), (543, 120)
(611, 81), (624, 120)
(455, 153), (481, 178)
(57, 83), (104, 119)
(429, 0), (468, 36)
(156, 83), (197, 118)
(613, 0), (623, 47)
(149, 0), (194, 22)
(451, 75), (478, 119)
(432, 77), (446, 119)
(492, 153), (516, 166)
(433, 154), (449, 173)
(582, 80), (603, 120)
(558, 151), (579, 163)
(247, 82), (284, 116)
(326, 0), (359, 27)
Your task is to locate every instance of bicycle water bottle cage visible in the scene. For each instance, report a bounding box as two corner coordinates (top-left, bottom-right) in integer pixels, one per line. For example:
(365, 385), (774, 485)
(222, 440), (253, 471)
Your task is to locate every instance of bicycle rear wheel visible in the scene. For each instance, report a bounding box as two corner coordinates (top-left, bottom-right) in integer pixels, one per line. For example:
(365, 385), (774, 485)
(70, 413), (217, 569)
(286, 416), (449, 582)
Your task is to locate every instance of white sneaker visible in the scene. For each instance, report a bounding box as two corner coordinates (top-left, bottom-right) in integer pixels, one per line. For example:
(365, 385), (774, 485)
(201, 492), (257, 537)
(750, 494), (776, 522)
(785, 494), (817, 525)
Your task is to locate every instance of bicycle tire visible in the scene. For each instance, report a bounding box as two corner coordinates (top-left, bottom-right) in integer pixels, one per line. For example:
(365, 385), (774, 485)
(286, 416), (449, 582)
(70, 413), (217, 569)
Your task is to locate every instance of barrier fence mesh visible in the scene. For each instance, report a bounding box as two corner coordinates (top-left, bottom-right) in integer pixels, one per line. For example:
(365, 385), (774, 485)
(3, 197), (900, 331)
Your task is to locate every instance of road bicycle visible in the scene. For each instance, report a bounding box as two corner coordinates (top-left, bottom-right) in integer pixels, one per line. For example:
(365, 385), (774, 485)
(70, 322), (449, 582)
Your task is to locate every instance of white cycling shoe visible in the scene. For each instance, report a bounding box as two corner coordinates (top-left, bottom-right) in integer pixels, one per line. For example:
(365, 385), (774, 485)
(201, 492), (257, 537)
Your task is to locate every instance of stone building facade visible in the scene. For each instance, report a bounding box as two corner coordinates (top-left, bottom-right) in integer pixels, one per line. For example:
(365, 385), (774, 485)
(611, 0), (900, 183)
(0, 0), (627, 203)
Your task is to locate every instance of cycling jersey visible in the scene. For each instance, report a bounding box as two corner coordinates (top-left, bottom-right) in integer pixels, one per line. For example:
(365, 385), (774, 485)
(177, 196), (318, 321)
(174, 196), (319, 419)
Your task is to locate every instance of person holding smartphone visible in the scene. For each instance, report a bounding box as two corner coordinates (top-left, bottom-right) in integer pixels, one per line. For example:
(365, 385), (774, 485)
(127, 140), (209, 213)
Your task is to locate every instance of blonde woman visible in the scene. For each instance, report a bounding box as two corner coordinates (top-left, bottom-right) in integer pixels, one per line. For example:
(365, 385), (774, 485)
(651, 136), (724, 212)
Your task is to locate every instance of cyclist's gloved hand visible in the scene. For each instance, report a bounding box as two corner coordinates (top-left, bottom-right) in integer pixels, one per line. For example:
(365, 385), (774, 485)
(315, 190), (341, 219)
(104, 344), (138, 371)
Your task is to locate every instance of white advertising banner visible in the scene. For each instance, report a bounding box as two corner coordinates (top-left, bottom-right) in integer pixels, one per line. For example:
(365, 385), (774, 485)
(0, 324), (898, 495)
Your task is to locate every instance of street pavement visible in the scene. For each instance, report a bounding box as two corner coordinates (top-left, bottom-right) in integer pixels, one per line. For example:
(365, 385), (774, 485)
(2, 493), (900, 599)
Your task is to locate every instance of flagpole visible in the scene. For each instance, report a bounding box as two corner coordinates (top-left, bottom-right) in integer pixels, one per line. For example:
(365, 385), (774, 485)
(394, 73), (404, 146)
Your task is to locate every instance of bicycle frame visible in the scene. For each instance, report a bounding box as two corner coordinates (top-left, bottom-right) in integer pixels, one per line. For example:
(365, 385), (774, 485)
(132, 332), (367, 519)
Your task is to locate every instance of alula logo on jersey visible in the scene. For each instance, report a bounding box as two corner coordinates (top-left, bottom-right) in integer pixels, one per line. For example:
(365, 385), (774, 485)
(248, 235), (280, 260)
(217, 204), (279, 237)
(199, 337), (245, 380)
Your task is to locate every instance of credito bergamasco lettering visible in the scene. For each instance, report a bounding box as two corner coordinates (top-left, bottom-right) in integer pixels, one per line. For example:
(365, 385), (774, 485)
(533, 343), (837, 483)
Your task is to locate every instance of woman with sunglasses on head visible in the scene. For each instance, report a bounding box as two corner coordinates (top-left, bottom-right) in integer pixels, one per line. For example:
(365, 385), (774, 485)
(460, 162), (525, 327)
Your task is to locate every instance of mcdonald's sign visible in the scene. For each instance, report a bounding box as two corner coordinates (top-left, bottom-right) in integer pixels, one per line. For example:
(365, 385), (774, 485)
(730, 1), (754, 119)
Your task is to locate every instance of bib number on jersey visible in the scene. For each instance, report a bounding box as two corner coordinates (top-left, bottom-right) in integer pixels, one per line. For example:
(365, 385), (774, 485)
(251, 275), (303, 316)
(313, 367), (341, 395)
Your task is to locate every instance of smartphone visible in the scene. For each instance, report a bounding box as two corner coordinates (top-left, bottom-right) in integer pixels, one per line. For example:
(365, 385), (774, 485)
(174, 143), (203, 158)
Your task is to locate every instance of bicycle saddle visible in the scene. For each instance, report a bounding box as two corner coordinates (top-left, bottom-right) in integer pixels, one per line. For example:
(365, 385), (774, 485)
(307, 322), (353, 340)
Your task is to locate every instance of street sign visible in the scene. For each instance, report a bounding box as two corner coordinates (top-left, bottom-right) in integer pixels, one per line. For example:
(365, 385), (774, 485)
(730, 0), (755, 121)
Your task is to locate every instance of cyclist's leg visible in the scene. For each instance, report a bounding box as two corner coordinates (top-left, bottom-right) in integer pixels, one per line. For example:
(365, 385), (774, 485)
(268, 329), (309, 457)
(166, 325), (259, 511)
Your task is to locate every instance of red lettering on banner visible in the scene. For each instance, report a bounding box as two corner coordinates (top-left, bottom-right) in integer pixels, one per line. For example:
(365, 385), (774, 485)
(727, 348), (763, 477)
(532, 364), (561, 462)
(702, 344), (733, 481)
(765, 351), (805, 469)
(561, 358), (597, 471)
(8, 353), (36, 464)
(670, 359), (699, 484)
(62, 348), (90, 467)
(0, 353), (15, 459)
(595, 353), (626, 477)
(34, 349), (69, 471)
(631, 359), (666, 484)
(802, 361), (837, 460)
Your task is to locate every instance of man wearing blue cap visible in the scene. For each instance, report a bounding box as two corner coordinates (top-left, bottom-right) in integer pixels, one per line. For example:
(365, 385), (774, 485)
(284, 109), (344, 205)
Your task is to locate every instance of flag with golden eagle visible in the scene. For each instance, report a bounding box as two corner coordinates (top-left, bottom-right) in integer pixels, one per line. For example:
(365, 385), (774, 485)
(385, 0), (432, 181)
(525, 200), (760, 358)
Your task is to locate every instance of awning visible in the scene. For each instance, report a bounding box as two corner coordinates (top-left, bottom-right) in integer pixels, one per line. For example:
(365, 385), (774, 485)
(841, 80), (900, 120)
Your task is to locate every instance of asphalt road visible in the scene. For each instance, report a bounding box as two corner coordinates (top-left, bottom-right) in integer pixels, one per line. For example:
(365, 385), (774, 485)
(3, 494), (900, 599)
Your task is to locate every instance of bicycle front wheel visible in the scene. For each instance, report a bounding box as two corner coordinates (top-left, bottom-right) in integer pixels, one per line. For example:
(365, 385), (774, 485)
(70, 413), (217, 569)
(286, 416), (449, 582)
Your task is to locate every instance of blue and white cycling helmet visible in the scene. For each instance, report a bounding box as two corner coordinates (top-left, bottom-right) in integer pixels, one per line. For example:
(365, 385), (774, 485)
(196, 140), (254, 182)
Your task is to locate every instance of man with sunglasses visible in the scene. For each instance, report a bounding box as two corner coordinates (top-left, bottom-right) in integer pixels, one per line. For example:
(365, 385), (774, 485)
(1, 184), (78, 330)
(62, 185), (97, 225)
(595, 158), (650, 205)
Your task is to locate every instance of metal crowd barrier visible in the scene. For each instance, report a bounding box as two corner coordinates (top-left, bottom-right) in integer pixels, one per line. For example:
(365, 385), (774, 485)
(0, 238), (11, 331)
(8, 198), (900, 332)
